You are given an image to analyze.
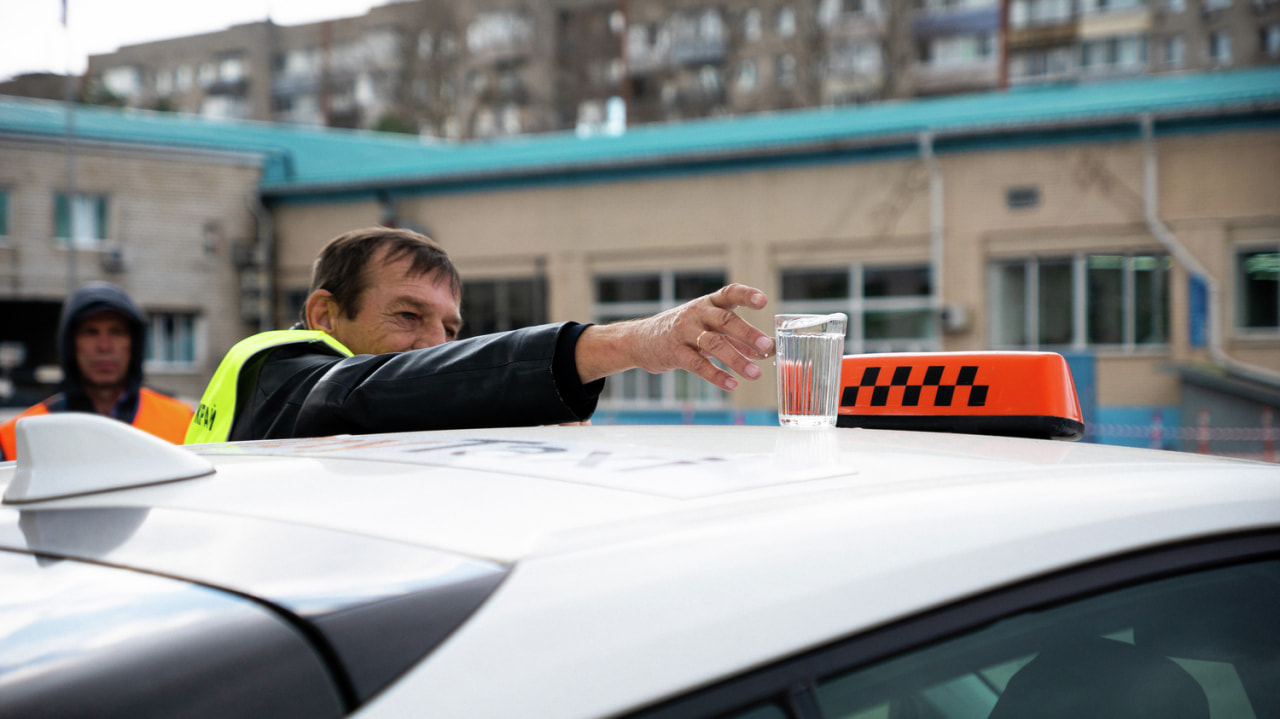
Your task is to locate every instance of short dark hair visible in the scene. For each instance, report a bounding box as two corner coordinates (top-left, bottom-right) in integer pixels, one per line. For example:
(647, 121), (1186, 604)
(309, 227), (461, 319)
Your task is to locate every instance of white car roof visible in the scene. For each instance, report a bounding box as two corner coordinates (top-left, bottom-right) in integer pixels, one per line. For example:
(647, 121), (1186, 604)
(4, 421), (1279, 717)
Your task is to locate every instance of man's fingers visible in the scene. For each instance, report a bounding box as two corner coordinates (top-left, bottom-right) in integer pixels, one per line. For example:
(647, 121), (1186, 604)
(682, 345), (740, 391)
(708, 283), (768, 312)
(698, 306), (774, 358)
(690, 331), (763, 383)
(724, 334), (769, 361)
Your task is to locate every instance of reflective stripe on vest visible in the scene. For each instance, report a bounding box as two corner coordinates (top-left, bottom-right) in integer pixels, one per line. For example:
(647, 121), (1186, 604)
(184, 330), (352, 445)
(1, 390), (192, 461)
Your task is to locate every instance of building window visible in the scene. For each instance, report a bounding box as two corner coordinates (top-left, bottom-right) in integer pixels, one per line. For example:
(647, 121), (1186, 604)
(1082, 35), (1147, 72)
(218, 56), (244, 83)
(989, 254), (1170, 350)
(0, 190), (9, 239)
(743, 8), (763, 41)
(1263, 25), (1280, 57)
(777, 54), (798, 86)
(736, 59), (758, 92)
(1209, 30), (1232, 64)
(102, 66), (141, 98)
(1163, 35), (1185, 67)
(197, 62), (217, 88)
(1011, 47), (1075, 80)
(1011, 0), (1074, 27)
(1236, 248), (1278, 331)
(1090, 0), (1147, 11)
(144, 313), (198, 369)
(1164, 0), (1185, 10)
(699, 64), (722, 93)
(467, 11), (534, 55)
(54, 193), (108, 249)
(458, 277), (548, 339)
(594, 270), (728, 406)
(779, 265), (937, 354)
(924, 33), (996, 66)
(777, 6), (797, 37)
(829, 38), (883, 75)
(1204, 0), (1232, 8)
(1006, 186), (1041, 209)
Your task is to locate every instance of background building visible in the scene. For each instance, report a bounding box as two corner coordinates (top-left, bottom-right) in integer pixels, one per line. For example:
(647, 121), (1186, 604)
(3, 66), (1278, 458)
(0, 119), (264, 404)
(68, 0), (1280, 139)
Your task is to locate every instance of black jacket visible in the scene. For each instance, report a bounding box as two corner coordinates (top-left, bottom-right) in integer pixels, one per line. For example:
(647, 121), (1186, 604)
(228, 322), (603, 441)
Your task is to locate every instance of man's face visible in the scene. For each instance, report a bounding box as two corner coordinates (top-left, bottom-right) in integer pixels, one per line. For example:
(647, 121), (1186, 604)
(329, 250), (463, 355)
(74, 311), (132, 389)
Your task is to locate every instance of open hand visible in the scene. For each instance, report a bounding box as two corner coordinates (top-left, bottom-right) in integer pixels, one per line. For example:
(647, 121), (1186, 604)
(576, 284), (774, 391)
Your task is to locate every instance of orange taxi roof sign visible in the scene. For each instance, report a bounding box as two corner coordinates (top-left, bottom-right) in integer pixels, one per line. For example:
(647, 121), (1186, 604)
(837, 352), (1084, 440)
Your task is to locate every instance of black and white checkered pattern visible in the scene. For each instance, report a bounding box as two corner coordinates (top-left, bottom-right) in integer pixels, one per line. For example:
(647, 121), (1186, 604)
(841, 365), (989, 408)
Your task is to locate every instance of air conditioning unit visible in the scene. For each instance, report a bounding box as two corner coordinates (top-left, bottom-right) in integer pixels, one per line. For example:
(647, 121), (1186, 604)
(940, 303), (970, 334)
(100, 245), (127, 273)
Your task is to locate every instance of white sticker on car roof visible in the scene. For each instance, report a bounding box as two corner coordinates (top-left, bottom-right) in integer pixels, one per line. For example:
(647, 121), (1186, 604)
(198, 433), (857, 498)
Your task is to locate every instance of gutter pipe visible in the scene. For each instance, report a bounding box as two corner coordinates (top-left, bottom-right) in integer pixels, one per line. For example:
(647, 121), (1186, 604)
(1140, 114), (1280, 385)
(246, 193), (275, 334)
(919, 131), (945, 324)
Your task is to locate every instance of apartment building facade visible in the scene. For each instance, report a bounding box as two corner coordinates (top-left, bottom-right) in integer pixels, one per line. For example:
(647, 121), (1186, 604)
(2, 67), (1278, 455)
(78, 0), (1280, 139)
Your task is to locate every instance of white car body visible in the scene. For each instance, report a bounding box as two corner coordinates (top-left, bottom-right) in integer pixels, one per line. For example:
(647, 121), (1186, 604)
(3, 415), (1277, 717)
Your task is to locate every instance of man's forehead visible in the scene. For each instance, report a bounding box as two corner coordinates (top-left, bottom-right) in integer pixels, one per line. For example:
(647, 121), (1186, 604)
(375, 252), (461, 300)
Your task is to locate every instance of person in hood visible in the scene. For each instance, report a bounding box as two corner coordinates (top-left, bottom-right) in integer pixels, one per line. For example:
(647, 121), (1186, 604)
(0, 282), (194, 461)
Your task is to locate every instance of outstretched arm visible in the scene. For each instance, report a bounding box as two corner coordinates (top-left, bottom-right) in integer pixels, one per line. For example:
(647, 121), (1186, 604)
(574, 284), (775, 391)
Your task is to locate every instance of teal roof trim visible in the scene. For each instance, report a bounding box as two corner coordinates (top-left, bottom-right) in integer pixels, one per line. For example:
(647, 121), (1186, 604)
(3, 66), (1279, 197)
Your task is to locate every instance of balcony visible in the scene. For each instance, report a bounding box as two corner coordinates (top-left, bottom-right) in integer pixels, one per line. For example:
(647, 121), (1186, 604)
(1079, 5), (1151, 39)
(912, 58), (999, 95)
(204, 78), (248, 97)
(1008, 19), (1080, 50)
(467, 12), (535, 64)
(671, 37), (727, 65)
(913, 5), (1000, 37)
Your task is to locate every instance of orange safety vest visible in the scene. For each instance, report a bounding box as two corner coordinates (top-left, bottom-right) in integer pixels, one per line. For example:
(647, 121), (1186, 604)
(0, 388), (193, 461)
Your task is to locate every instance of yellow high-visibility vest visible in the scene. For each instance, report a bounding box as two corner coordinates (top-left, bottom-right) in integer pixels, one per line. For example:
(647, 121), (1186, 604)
(184, 330), (352, 444)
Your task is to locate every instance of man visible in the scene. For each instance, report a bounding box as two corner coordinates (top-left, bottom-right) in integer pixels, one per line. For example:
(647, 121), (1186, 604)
(186, 227), (774, 443)
(1, 282), (194, 460)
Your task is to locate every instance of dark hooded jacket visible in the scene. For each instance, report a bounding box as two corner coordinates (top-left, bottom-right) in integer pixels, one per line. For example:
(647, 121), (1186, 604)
(50, 282), (149, 420)
(0, 283), (193, 461)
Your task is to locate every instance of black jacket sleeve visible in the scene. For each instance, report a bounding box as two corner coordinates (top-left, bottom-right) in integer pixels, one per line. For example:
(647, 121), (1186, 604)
(235, 322), (602, 440)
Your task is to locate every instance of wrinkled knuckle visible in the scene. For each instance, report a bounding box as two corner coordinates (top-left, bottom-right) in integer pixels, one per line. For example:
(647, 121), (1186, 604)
(709, 307), (737, 330)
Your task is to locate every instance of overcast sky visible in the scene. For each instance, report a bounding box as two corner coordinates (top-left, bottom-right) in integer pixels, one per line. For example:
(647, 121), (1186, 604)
(0, 0), (388, 83)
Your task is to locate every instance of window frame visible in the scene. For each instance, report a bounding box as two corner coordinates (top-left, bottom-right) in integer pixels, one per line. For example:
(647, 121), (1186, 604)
(53, 191), (110, 250)
(1209, 29), (1233, 65)
(778, 264), (939, 355)
(987, 252), (1171, 353)
(0, 188), (9, 241)
(1233, 242), (1280, 336)
(143, 311), (201, 373)
(457, 275), (549, 340)
(627, 532), (1280, 719)
(593, 268), (730, 409)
